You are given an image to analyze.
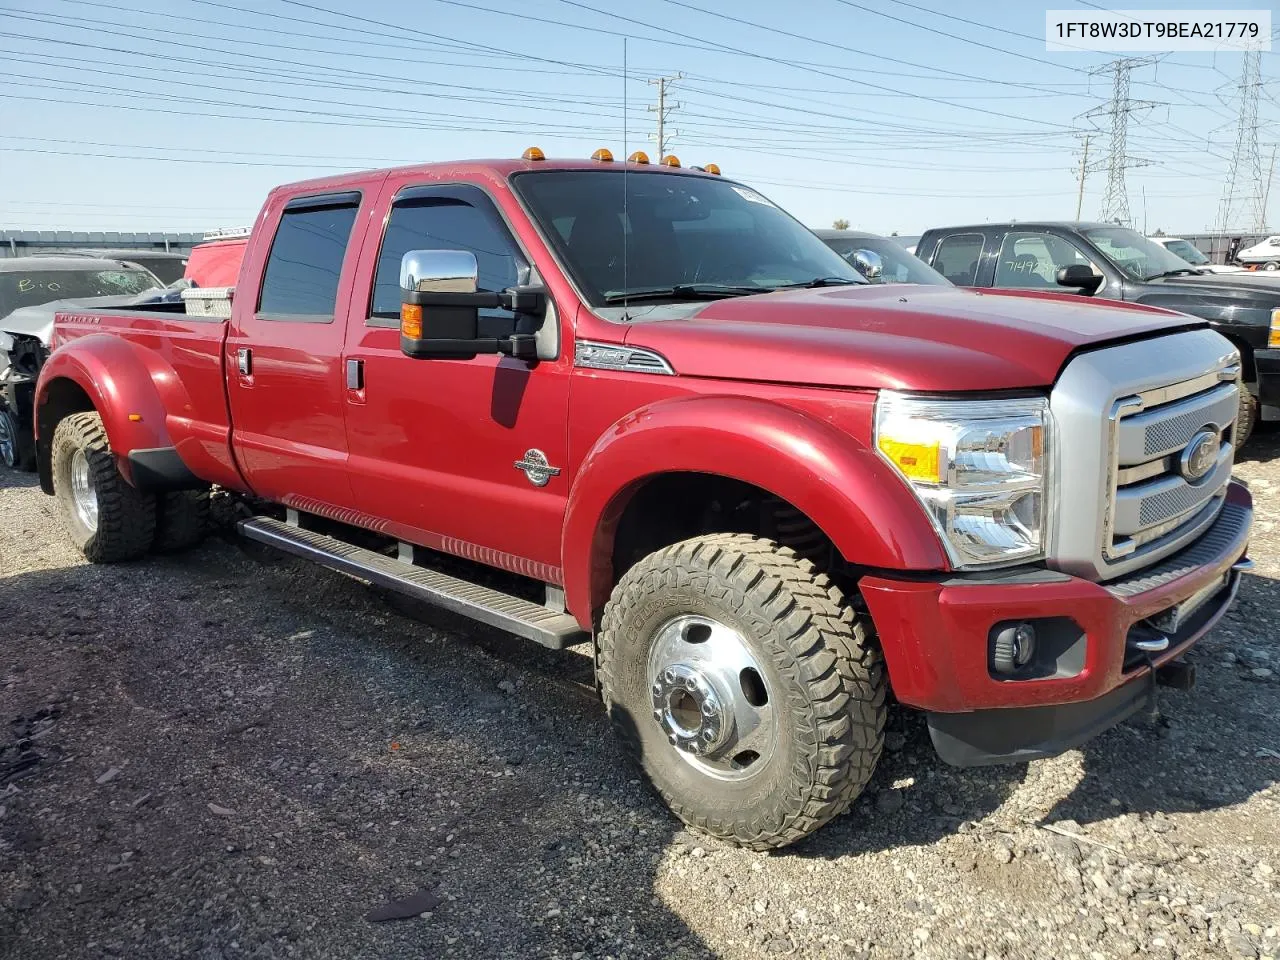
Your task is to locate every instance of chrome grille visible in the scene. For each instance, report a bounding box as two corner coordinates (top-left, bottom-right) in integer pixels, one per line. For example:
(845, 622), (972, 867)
(1105, 379), (1237, 563)
(1047, 329), (1241, 582)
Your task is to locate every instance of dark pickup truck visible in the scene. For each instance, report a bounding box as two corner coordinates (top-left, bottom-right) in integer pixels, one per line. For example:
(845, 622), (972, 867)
(915, 222), (1280, 443)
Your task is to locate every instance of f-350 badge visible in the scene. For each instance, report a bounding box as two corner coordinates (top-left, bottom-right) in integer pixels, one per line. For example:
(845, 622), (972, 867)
(514, 449), (561, 487)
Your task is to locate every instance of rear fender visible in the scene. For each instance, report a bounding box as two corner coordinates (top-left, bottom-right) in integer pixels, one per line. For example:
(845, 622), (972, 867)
(35, 334), (195, 490)
(561, 395), (948, 627)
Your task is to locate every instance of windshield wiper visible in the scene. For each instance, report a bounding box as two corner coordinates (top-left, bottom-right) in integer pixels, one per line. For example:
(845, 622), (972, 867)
(1145, 268), (1200, 280)
(774, 276), (864, 289)
(601, 283), (770, 303)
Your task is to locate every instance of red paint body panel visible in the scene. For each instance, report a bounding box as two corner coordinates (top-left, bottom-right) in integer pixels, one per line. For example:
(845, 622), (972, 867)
(627, 284), (1200, 391)
(184, 237), (248, 288)
(41, 313), (241, 490)
(862, 482), (1252, 713)
(33, 158), (1242, 723)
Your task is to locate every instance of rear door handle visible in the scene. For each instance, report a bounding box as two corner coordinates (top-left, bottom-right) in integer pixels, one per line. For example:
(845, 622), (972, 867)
(345, 358), (364, 390)
(237, 347), (252, 376)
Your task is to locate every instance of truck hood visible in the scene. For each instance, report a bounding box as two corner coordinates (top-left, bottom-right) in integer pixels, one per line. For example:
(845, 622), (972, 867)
(622, 284), (1201, 392)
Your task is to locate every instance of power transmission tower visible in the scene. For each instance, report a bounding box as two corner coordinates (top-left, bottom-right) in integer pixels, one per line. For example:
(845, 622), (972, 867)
(1215, 50), (1265, 235)
(647, 73), (683, 159)
(1082, 58), (1157, 226)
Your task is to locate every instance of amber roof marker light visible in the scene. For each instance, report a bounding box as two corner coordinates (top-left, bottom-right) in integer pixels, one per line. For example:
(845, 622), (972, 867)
(591, 148), (615, 162)
(627, 150), (650, 164)
(521, 146), (546, 161)
(660, 154), (681, 167)
(704, 163), (721, 175)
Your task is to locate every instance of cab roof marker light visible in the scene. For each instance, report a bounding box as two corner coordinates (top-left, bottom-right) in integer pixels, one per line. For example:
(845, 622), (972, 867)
(521, 146), (545, 161)
(591, 148), (614, 162)
(628, 151), (650, 164)
(704, 163), (721, 175)
(660, 155), (681, 168)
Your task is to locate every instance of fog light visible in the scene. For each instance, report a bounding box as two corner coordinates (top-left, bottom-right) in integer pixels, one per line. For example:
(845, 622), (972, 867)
(991, 622), (1037, 675)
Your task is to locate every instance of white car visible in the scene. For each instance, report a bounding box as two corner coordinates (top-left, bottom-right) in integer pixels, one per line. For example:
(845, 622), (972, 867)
(1147, 236), (1246, 273)
(1235, 235), (1280, 270)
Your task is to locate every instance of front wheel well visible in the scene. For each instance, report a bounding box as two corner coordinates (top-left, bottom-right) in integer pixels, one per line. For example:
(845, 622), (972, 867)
(608, 472), (844, 607)
(36, 377), (96, 494)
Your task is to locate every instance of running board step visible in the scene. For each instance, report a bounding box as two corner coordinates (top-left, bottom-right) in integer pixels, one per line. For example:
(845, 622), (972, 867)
(238, 516), (587, 649)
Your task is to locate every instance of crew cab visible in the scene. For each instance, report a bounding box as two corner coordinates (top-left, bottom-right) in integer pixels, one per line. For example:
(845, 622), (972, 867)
(33, 154), (1253, 849)
(915, 221), (1280, 443)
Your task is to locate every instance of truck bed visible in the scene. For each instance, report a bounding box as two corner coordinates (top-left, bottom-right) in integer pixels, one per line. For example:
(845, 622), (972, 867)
(50, 306), (239, 490)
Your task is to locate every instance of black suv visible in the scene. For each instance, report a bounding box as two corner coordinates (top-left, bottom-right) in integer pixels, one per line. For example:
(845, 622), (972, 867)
(915, 221), (1280, 444)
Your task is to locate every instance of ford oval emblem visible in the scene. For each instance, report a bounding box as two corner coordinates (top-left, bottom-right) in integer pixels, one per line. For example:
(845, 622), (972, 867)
(1179, 429), (1218, 482)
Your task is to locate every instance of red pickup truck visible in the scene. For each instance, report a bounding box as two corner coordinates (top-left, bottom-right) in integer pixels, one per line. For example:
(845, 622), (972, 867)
(33, 152), (1253, 849)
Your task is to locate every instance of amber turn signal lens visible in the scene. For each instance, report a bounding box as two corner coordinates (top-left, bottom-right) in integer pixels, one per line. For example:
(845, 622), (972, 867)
(591, 147), (614, 162)
(522, 146), (545, 161)
(628, 150), (650, 164)
(660, 154), (680, 167)
(703, 162), (721, 175)
(401, 303), (423, 339)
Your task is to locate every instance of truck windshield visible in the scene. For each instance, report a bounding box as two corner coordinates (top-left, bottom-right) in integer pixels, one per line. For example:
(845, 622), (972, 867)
(1082, 227), (1200, 281)
(0, 268), (161, 316)
(513, 170), (865, 307)
(1161, 239), (1210, 266)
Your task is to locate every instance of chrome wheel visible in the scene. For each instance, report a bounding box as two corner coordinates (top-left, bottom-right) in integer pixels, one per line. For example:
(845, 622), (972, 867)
(0, 413), (14, 468)
(70, 448), (98, 532)
(646, 614), (777, 781)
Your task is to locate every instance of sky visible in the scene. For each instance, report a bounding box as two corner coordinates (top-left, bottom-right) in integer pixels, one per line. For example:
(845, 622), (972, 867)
(0, 0), (1276, 236)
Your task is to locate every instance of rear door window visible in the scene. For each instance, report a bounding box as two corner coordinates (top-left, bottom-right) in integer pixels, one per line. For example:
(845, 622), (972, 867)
(931, 233), (985, 286)
(257, 194), (360, 320)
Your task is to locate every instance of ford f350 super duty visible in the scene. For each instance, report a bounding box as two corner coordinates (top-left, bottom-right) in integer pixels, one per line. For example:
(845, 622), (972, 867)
(33, 151), (1253, 849)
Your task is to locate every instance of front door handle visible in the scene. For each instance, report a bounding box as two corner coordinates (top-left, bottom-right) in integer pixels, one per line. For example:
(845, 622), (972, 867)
(345, 358), (364, 390)
(237, 347), (252, 376)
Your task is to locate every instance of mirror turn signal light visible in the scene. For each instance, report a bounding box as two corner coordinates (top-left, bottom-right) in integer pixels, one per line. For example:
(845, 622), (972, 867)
(522, 146), (546, 161)
(401, 302), (423, 339)
(660, 154), (680, 167)
(591, 148), (614, 162)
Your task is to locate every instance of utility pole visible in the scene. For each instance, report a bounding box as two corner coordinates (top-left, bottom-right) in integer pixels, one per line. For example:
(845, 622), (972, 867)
(647, 73), (683, 159)
(1216, 49), (1265, 235)
(1082, 58), (1157, 226)
(1075, 133), (1091, 221)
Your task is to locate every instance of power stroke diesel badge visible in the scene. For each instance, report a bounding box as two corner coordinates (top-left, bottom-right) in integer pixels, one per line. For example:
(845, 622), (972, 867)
(514, 449), (561, 487)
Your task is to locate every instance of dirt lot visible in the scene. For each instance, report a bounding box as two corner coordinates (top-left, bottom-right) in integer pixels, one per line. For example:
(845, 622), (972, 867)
(2, 437), (1279, 960)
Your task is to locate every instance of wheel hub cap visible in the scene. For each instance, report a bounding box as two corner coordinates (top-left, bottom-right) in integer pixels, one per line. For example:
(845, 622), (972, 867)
(71, 449), (98, 532)
(651, 662), (730, 755)
(646, 614), (776, 781)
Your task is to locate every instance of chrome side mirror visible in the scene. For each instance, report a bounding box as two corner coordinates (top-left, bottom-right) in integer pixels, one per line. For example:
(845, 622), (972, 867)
(400, 249), (479, 295)
(852, 248), (883, 281)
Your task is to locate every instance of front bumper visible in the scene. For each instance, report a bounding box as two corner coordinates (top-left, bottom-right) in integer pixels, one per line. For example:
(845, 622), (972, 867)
(860, 481), (1252, 765)
(1254, 347), (1280, 408)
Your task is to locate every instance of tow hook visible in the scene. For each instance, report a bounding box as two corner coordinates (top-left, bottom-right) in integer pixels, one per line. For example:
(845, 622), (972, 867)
(1155, 660), (1196, 690)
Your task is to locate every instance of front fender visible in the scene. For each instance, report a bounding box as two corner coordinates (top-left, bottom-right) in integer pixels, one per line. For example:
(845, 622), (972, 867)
(561, 395), (948, 626)
(35, 334), (193, 487)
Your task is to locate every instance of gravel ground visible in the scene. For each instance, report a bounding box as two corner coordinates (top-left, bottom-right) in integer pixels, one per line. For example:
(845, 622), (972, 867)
(1, 435), (1278, 960)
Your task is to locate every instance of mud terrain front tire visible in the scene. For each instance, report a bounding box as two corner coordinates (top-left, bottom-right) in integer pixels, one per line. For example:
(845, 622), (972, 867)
(52, 412), (155, 562)
(598, 533), (886, 850)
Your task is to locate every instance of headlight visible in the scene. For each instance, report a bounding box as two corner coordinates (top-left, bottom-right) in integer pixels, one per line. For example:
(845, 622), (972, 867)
(874, 392), (1049, 569)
